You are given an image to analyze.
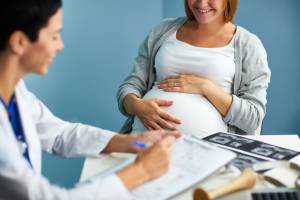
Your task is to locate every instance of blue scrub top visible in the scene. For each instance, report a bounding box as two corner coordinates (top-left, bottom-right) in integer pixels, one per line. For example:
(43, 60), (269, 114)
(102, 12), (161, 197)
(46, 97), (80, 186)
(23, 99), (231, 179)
(0, 95), (32, 167)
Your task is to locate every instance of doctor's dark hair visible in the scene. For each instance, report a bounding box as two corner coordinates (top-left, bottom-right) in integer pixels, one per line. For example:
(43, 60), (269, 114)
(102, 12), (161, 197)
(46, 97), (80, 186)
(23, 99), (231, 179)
(0, 0), (62, 51)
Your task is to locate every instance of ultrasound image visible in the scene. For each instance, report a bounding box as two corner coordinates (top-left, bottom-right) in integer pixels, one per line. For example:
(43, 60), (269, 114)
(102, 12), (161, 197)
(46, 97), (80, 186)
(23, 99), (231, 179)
(203, 132), (300, 162)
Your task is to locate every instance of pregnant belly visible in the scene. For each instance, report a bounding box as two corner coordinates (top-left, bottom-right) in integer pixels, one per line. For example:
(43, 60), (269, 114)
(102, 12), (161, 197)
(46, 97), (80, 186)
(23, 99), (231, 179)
(132, 86), (228, 137)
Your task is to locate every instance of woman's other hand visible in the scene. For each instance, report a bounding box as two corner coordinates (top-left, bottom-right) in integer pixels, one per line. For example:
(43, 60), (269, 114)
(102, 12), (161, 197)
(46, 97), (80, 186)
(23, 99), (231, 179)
(117, 134), (177, 190)
(158, 74), (212, 95)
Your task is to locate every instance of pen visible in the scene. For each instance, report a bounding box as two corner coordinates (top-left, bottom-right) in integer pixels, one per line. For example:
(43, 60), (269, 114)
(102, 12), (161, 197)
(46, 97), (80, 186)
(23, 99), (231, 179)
(133, 140), (147, 149)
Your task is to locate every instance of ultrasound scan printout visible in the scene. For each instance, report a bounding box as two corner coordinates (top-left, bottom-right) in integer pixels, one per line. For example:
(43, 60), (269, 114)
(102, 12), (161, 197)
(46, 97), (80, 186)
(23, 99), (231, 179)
(203, 132), (300, 169)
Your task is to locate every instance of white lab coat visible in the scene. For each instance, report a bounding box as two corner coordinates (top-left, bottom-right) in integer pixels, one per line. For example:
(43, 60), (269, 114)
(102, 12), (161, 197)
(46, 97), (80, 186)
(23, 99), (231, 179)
(0, 80), (132, 200)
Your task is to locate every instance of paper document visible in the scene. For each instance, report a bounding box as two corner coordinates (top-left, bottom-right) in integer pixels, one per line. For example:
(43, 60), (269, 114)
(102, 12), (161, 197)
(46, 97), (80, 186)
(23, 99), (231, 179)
(131, 135), (236, 200)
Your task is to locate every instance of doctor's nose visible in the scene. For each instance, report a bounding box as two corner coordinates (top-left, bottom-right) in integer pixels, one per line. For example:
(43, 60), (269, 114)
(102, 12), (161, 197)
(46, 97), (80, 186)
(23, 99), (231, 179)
(57, 39), (64, 52)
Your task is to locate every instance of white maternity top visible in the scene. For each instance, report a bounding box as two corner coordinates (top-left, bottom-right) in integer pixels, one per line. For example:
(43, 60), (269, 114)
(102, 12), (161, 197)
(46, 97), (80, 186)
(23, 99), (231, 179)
(132, 31), (236, 137)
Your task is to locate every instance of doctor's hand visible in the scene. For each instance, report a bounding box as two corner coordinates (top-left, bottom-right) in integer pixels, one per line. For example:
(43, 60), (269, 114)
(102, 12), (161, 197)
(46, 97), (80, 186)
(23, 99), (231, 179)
(117, 134), (177, 190)
(102, 130), (181, 154)
(132, 98), (181, 130)
(158, 74), (213, 95)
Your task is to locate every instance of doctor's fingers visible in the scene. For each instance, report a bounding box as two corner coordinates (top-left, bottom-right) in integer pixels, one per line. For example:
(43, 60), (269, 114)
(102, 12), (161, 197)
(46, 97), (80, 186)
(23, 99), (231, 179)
(157, 135), (177, 150)
(144, 136), (174, 164)
(144, 129), (182, 141)
(147, 129), (181, 138)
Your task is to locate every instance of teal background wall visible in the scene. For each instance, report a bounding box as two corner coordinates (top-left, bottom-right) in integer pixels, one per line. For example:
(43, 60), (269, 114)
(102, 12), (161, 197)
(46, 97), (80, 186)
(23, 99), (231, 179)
(25, 0), (300, 188)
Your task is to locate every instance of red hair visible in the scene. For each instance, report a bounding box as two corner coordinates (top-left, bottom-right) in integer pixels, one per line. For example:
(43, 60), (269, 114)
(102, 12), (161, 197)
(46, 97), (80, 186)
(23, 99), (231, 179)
(184, 0), (238, 22)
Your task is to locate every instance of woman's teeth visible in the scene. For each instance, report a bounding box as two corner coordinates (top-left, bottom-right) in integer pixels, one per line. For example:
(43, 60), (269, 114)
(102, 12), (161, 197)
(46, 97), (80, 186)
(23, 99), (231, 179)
(198, 9), (211, 13)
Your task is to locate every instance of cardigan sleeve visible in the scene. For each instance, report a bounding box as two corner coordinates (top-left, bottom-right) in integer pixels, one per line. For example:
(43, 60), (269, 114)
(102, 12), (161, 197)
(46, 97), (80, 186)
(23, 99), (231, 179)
(116, 31), (152, 117)
(224, 33), (271, 134)
(116, 18), (182, 117)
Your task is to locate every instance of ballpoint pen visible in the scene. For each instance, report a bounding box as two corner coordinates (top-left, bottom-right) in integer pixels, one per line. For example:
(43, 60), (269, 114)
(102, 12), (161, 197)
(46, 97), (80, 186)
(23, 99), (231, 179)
(133, 140), (147, 149)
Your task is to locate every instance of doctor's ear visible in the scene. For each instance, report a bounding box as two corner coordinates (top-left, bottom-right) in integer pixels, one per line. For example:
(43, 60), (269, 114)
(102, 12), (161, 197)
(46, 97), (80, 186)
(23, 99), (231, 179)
(8, 31), (30, 55)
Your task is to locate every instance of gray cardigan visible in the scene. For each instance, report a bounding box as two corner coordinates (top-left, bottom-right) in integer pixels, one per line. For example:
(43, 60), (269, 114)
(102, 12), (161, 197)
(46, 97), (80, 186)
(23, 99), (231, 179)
(117, 17), (271, 135)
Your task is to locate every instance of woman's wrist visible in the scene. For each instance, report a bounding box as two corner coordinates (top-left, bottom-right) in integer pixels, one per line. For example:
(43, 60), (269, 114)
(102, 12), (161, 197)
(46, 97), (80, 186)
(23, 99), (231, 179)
(124, 93), (141, 115)
(117, 161), (149, 190)
(131, 96), (142, 115)
(200, 79), (214, 97)
(200, 80), (233, 116)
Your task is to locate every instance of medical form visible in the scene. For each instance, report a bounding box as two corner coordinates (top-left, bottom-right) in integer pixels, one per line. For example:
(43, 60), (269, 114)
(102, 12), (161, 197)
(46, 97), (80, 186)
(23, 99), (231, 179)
(131, 135), (236, 200)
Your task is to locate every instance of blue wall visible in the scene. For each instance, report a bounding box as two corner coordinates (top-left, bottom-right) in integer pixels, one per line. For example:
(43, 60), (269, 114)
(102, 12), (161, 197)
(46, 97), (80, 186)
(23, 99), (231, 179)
(25, 0), (300, 188)
(163, 0), (300, 134)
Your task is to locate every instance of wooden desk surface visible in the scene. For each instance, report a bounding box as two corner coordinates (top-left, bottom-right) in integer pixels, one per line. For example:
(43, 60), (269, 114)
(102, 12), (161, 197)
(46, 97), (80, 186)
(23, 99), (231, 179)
(80, 134), (300, 200)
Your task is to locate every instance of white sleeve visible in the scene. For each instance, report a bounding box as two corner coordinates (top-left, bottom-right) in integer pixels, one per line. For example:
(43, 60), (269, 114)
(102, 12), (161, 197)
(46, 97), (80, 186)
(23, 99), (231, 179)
(0, 130), (132, 200)
(21, 81), (116, 157)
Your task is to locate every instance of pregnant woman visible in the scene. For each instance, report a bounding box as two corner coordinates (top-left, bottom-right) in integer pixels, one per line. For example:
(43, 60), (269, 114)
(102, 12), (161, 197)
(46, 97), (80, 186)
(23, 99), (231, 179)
(117, 0), (271, 137)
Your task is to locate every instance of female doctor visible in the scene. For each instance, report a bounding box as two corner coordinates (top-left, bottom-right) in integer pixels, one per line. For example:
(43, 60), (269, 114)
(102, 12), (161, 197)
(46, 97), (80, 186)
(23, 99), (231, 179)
(0, 0), (181, 199)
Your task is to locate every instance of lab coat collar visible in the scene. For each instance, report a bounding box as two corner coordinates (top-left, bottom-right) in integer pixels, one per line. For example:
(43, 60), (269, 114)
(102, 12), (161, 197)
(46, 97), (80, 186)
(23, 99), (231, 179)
(0, 102), (18, 148)
(14, 82), (42, 173)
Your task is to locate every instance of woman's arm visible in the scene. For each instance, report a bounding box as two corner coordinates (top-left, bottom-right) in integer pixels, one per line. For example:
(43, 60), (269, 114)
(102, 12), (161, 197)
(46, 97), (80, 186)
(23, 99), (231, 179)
(117, 32), (152, 117)
(123, 93), (141, 115)
(117, 18), (185, 118)
(201, 80), (233, 117)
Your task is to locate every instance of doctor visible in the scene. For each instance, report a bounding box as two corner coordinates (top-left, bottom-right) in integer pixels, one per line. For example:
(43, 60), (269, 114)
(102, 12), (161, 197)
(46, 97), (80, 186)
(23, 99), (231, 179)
(0, 0), (181, 199)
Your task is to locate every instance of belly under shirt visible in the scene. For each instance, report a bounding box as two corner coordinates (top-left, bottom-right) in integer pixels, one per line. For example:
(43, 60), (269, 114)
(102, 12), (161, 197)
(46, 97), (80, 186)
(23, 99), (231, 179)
(132, 31), (235, 137)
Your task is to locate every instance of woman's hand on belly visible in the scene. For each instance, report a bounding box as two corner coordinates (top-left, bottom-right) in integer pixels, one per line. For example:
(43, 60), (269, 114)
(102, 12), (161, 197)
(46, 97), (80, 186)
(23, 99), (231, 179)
(132, 98), (181, 130)
(158, 74), (233, 117)
(158, 74), (211, 95)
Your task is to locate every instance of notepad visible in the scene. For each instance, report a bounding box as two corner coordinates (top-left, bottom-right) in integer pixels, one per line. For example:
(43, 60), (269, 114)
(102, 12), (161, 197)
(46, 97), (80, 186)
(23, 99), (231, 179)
(129, 135), (236, 200)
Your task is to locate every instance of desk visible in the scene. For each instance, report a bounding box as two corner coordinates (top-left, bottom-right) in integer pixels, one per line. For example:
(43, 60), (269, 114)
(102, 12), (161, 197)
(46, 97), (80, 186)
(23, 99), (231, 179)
(80, 135), (300, 200)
